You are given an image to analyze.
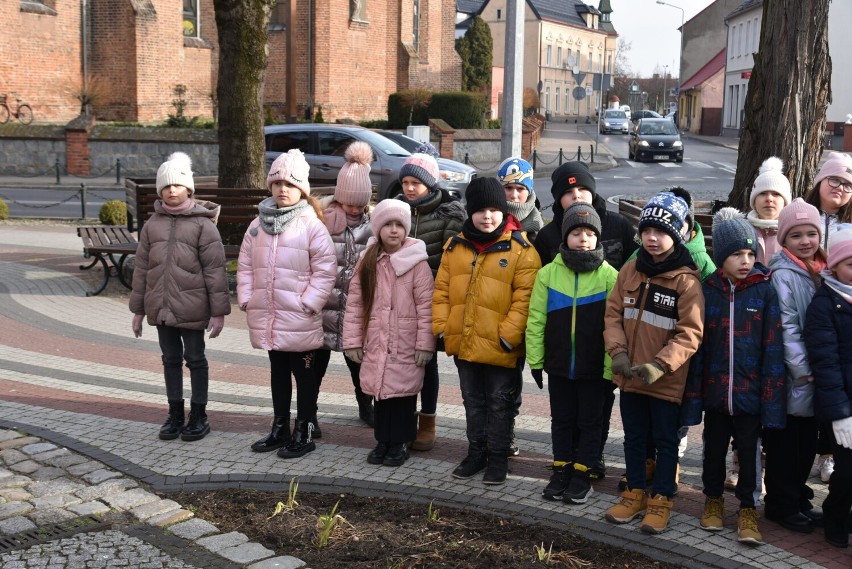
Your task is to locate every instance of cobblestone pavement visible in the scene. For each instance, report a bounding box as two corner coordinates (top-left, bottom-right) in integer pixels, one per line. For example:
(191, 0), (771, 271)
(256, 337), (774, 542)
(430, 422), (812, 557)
(0, 221), (848, 569)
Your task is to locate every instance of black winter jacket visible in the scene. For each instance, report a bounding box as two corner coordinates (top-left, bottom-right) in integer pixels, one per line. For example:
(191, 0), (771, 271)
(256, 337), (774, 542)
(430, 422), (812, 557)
(805, 283), (852, 423)
(534, 194), (636, 269)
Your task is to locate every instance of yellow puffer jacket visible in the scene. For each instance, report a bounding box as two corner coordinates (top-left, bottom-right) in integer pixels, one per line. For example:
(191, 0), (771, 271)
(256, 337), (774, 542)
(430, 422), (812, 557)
(433, 230), (541, 368)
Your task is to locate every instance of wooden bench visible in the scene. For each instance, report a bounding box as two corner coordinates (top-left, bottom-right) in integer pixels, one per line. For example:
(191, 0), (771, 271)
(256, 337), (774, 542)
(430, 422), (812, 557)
(77, 226), (138, 296)
(618, 198), (714, 257)
(125, 177), (336, 260)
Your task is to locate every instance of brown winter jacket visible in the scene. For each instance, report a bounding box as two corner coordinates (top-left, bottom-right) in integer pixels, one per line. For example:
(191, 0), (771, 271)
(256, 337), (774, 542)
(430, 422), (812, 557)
(603, 258), (704, 403)
(130, 200), (231, 330)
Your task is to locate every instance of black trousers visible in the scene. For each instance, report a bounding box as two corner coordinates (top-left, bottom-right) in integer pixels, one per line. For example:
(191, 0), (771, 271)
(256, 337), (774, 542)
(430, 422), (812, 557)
(374, 395), (417, 444)
(267, 350), (319, 420)
(764, 415), (818, 518)
(823, 443), (852, 541)
(702, 411), (761, 508)
(156, 325), (208, 405)
(549, 375), (608, 468)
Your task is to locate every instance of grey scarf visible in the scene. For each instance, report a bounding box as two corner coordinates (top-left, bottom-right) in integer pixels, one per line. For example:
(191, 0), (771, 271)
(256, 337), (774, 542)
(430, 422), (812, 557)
(507, 196), (544, 234)
(254, 197), (310, 236)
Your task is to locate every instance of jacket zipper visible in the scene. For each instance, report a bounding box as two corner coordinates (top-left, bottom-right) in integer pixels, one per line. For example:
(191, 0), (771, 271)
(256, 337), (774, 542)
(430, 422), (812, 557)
(267, 234), (278, 343)
(629, 277), (652, 364)
(162, 216), (177, 323)
(727, 280), (735, 415)
(569, 271), (578, 379)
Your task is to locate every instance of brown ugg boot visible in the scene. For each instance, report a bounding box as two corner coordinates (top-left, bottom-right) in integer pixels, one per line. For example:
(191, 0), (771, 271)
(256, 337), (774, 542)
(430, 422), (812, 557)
(410, 412), (436, 451)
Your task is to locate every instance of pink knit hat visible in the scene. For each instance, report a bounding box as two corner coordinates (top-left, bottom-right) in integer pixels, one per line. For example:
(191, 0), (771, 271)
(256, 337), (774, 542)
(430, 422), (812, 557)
(371, 199), (411, 236)
(334, 142), (373, 207)
(777, 198), (822, 246)
(814, 152), (852, 188)
(267, 149), (311, 195)
(399, 152), (440, 191)
(827, 229), (852, 268)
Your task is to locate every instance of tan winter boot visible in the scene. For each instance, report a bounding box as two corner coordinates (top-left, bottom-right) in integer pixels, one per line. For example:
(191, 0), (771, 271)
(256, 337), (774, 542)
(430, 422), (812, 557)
(605, 488), (647, 523)
(700, 496), (725, 531)
(410, 412), (436, 451)
(640, 494), (673, 534)
(737, 507), (763, 545)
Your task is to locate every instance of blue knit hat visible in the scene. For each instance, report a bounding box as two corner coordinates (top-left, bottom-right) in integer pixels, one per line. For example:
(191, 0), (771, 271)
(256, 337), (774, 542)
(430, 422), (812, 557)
(497, 157), (534, 192)
(638, 191), (689, 243)
(711, 207), (757, 266)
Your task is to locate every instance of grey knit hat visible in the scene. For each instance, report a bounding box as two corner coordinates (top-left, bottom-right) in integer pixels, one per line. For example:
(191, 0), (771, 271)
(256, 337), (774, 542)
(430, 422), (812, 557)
(711, 207), (757, 266)
(561, 202), (601, 241)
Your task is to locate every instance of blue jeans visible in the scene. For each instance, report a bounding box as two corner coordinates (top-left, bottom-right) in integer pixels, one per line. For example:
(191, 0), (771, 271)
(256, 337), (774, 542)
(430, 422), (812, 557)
(156, 326), (208, 405)
(620, 390), (680, 498)
(455, 358), (518, 455)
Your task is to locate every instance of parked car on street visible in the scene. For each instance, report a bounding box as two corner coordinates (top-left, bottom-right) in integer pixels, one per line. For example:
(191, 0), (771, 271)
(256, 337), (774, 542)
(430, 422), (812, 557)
(600, 109), (630, 134)
(374, 130), (477, 197)
(630, 109), (662, 123)
(263, 124), (471, 202)
(628, 118), (684, 163)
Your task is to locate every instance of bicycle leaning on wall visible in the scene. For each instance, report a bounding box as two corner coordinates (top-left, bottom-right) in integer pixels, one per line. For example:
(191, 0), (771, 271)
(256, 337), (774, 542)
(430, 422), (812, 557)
(0, 93), (34, 125)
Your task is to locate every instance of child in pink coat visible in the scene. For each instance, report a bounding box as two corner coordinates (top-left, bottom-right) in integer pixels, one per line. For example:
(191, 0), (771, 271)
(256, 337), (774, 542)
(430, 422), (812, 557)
(342, 199), (436, 467)
(237, 149), (336, 459)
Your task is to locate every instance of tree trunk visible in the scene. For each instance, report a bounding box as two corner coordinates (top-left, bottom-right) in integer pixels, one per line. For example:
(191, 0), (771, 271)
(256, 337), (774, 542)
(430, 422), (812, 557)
(727, 0), (831, 211)
(214, 0), (275, 189)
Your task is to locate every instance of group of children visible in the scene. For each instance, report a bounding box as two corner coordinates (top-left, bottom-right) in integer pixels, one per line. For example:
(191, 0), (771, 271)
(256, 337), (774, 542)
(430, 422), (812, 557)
(129, 146), (852, 549)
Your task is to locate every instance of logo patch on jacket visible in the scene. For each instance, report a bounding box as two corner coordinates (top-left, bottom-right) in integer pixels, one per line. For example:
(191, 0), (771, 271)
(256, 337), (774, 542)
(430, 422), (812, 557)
(499, 258), (509, 268)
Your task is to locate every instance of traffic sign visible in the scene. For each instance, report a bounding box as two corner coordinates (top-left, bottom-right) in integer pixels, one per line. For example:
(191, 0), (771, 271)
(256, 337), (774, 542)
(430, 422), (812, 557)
(572, 86), (586, 100)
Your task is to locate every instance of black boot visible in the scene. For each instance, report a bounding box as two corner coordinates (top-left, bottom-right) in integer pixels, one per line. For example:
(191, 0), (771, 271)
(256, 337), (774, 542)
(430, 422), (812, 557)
(181, 402), (210, 441)
(278, 419), (316, 458)
(452, 445), (488, 479)
(383, 443), (408, 467)
(159, 399), (185, 440)
(483, 452), (509, 485)
(356, 392), (375, 427)
(367, 443), (389, 464)
(251, 415), (291, 452)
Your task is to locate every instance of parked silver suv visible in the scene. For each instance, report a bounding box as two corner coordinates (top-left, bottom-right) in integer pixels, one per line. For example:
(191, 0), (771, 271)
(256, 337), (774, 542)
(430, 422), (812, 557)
(264, 124), (473, 201)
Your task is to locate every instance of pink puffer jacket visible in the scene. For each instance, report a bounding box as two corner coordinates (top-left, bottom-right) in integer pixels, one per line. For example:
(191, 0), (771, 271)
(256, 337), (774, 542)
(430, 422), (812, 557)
(342, 237), (435, 401)
(236, 209), (336, 352)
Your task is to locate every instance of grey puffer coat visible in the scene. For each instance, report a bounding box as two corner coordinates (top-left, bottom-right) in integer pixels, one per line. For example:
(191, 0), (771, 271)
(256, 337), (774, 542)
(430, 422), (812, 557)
(321, 202), (373, 351)
(769, 250), (821, 417)
(398, 189), (467, 276)
(130, 199), (231, 329)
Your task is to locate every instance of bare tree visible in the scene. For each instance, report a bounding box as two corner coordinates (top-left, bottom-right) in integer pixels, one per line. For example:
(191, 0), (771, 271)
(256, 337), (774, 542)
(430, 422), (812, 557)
(213, 0), (276, 189)
(728, 0), (831, 210)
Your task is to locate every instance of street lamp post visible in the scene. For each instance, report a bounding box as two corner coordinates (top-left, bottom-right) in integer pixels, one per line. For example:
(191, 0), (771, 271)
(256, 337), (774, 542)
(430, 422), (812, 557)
(662, 64), (668, 114)
(656, 0), (684, 127)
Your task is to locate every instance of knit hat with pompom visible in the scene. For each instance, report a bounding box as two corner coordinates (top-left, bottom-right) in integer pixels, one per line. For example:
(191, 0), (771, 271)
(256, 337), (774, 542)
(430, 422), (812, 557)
(156, 152), (195, 196)
(334, 141), (374, 207)
(750, 156), (792, 209)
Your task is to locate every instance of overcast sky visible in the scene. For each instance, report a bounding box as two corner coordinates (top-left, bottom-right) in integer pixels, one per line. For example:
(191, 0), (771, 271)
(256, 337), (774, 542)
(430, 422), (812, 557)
(610, 0), (716, 78)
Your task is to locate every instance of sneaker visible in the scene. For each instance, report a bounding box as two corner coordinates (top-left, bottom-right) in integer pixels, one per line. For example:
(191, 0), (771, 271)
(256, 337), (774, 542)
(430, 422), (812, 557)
(542, 463), (572, 501)
(819, 455), (835, 483)
(700, 496), (725, 531)
(605, 488), (647, 524)
(737, 507), (764, 545)
(640, 494), (673, 534)
(563, 469), (593, 504)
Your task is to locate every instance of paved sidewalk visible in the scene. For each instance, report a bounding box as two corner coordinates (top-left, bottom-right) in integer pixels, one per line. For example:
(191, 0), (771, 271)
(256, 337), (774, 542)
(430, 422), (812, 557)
(0, 222), (848, 568)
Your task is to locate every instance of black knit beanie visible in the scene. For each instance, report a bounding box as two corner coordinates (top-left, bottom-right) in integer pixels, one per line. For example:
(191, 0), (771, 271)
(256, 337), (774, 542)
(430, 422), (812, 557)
(550, 161), (596, 203)
(465, 177), (508, 217)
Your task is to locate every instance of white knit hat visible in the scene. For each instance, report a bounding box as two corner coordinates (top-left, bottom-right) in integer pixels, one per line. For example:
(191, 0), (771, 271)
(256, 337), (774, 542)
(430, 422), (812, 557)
(267, 149), (311, 195)
(156, 152), (195, 196)
(750, 157), (791, 209)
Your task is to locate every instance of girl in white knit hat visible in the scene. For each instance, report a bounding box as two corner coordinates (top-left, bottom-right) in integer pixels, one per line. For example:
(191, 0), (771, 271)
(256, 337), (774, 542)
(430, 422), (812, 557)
(748, 156), (792, 264)
(130, 152), (231, 443)
(238, 149), (337, 459)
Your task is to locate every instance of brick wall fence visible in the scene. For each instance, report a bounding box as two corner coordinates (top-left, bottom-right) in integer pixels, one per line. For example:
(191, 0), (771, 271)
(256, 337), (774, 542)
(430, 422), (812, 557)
(0, 115), (546, 177)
